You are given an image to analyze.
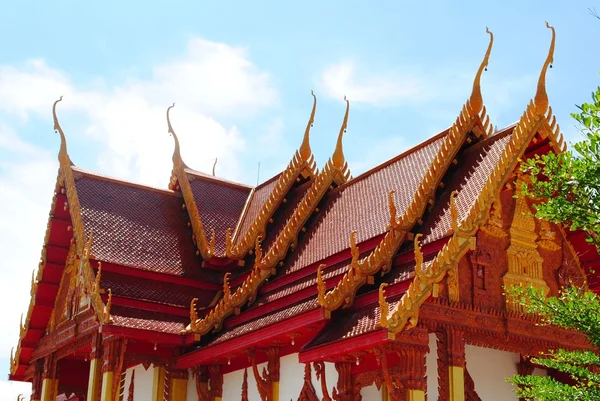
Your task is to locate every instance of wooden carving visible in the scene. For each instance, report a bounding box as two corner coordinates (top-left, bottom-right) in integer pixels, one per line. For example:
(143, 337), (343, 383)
(192, 366), (211, 401)
(127, 369), (135, 401)
(248, 348), (280, 401)
(297, 364), (319, 401)
(242, 368), (249, 401)
(313, 361), (333, 401)
(464, 367), (482, 401)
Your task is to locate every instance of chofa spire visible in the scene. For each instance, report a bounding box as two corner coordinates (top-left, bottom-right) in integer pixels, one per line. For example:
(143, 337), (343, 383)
(332, 96), (350, 169)
(469, 27), (494, 114)
(52, 96), (72, 166)
(166, 103), (188, 169)
(534, 22), (556, 115)
(299, 90), (317, 161)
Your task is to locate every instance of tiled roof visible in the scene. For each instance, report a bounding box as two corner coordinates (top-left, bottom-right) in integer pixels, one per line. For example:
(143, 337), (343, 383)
(74, 170), (203, 277)
(420, 129), (513, 244)
(101, 270), (212, 308)
(234, 173), (281, 246)
(285, 134), (447, 274)
(306, 295), (403, 348)
(206, 299), (318, 346)
(110, 305), (189, 334)
(186, 170), (252, 255)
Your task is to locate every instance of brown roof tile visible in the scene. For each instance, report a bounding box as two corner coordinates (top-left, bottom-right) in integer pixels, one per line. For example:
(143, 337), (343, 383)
(110, 305), (189, 334)
(74, 170), (203, 277)
(186, 171), (252, 255)
(285, 135), (446, 274)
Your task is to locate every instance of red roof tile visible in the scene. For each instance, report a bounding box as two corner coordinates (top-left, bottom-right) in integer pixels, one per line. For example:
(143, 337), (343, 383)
(74, 169), (203, 277)
(101, 271), (213, 308)
(420, 129), (513, 244)
(110, 305), (188, 334)
(186, 170), (252, 256)
(234, 173), (281, 246)
(285, 134), (447, 274)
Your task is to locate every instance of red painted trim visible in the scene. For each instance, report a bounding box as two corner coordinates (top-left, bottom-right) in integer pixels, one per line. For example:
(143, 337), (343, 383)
(393, 236), (448, 265)
(298, 329), (389, 363)
(353, 278), (412, 309)
(177, 308), (328, 368)
(90, 260), (220, 290)
(107, 296), (189, 317)
(101, 325), (185, 345)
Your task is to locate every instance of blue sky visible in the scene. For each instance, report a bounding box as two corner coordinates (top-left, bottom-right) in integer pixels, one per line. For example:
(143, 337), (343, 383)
(0, 1), (598, 398)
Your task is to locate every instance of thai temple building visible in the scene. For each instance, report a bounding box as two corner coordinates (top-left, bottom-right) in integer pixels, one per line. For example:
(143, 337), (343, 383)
(9, 23), (600, 401)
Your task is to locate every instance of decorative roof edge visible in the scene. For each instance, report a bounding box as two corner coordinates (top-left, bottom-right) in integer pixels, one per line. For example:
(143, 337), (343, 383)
(380, 26), (566, 333)
(317, 28), (495, 312)
(167, 103), (215, 260)
(226, 92), (319, 259)
(184, 99), (352, 336)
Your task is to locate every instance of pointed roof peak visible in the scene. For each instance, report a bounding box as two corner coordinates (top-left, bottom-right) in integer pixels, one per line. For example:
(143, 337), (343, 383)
(52, 96), (73, 166)
(167, 103), (188, 169)
(332, 96), (350, 169)
(469, 27), (494, 114)
(299, 90), (317, 161)
(535, 22), (556, 115)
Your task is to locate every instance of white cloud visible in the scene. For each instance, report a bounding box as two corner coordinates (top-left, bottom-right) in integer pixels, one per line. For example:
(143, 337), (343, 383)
(320, 60), (424, 106)
(0, 36), (277, 389)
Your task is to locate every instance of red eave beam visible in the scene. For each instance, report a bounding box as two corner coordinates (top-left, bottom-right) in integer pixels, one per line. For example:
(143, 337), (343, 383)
(177, 307), (329, 369)
(298, 329), (389, 363)
(101, 325), (185, 346)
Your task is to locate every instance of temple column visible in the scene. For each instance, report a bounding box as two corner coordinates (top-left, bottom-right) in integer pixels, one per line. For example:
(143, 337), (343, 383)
(443, 328), (466, 401)
(209, 365), (223, 401)
(30, 360), (43, 401)
(168, 369), (188, 401)
(87, 333), (102, 401)
(100, 339), (127, 401)
(334, 362), (353, 401)
(266, 348), (280, 401)
(403, 348), (427, 401)
(40, 354), (58, 401)
(152, 365), (166, 401)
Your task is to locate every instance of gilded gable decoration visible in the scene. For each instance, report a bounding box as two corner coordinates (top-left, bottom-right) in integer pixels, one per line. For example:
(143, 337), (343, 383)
(226, 92), (318, 259)
(318, 27), (495, 313)
(167, 103), (215, 260)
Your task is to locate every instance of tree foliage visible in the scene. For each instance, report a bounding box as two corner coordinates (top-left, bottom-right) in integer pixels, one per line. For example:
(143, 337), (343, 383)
(520, 87), (600, 249)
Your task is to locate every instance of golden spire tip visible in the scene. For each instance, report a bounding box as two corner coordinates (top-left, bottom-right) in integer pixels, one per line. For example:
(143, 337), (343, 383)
(300, 90), (317, 161)
(535, 22), (555, 115)
(332, 96), (350, 169)
(469, 27), (494, 114)
(167, 103), (186, 167)
(52, 96), (71, 165)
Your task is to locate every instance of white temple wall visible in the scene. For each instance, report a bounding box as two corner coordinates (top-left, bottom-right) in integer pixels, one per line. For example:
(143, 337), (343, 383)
(123, 363), (155, 401)
(360, 383), (381, 399)
(186, 368), (198, 401)
(279, 354), (305, 400)
(465, 344), (519, 401)
(426, 332), (439, 401)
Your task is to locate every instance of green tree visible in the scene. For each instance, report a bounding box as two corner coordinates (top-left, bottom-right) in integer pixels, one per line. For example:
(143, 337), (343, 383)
(520, 87), (600, 249)
(507, 89), (600, 399)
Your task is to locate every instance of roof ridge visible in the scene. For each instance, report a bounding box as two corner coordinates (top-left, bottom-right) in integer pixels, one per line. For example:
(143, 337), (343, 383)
(71, 166), (179, 196)
(185, 167), (253, 189)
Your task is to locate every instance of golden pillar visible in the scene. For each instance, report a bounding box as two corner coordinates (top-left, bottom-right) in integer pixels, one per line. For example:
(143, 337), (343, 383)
(152, 366), (166, 401)
(87, 333), (102, 401)
(100, 339), (127, 401)
(443, 328), (466, 401)
(209, 365), (223, 401)
(169, 369), (189, 401)
(40, 355), (58, 401)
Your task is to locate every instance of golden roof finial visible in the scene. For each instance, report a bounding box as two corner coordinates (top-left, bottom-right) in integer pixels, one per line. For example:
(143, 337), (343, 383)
(469, 27), (494, 114)
(167, 103), (187, 168)
(52, 96), (72, 166)
(535, 22), (556, 115)
(212, 158), (218, 176)
(350, 231), (359, 266)
(378, 283), (389, 328)
(332, 96), (350, 169)
(450, 190), (460, 233)
(299, 90), (317, 161)
(414, 233), (423, 270)
(317, 264), (327, 306)
(189, 298), (199, 332)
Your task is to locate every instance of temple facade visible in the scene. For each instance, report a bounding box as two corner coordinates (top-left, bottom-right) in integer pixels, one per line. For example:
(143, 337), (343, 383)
(9, 23), (600, 401)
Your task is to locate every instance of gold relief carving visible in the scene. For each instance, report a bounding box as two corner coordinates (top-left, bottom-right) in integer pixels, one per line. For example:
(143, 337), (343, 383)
(503, 180), (550, 311)
(537, 219), (560, 251)
(185, 100), (351, 336)
(167, 103), (214, 260)
(481, 200), (507, 238)
(226, 92), (318, 259)
(318, 28), (496, 313)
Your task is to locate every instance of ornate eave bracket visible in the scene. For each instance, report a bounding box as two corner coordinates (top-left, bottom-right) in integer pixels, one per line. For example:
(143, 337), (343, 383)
(167, 104), (215, 260)
(226, 92), (319, 259)
(317, 28), (495, 313)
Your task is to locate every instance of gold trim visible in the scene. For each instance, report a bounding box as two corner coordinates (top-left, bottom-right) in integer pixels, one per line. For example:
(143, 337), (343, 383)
(318, 28), (495, 312)
(167, 103), (214, 259)
(226, 92), (318, 258)
(332, 96), (350, 173)
(184, 102), (352, 335)
(534, 22), (555, 116)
